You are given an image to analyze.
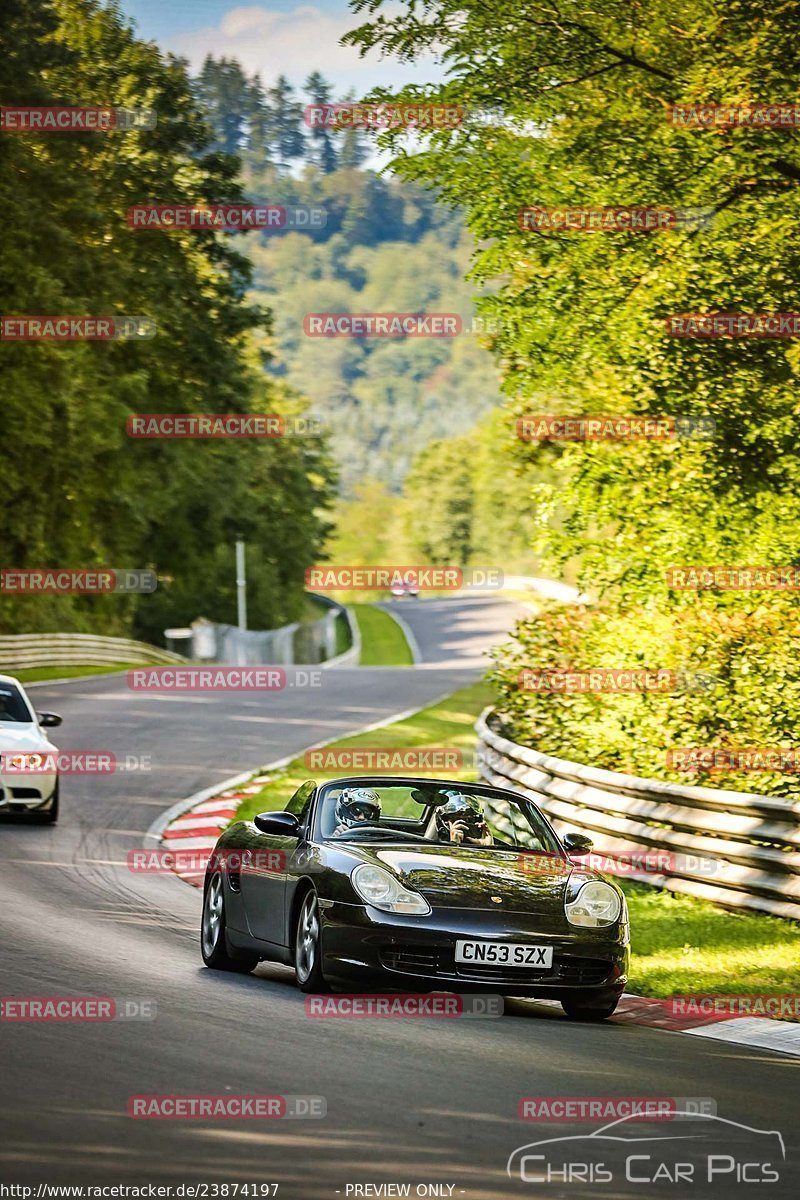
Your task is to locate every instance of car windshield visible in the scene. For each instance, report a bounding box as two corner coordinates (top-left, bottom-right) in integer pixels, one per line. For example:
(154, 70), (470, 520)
(0, 683), (33, 723)
(317, 781), (563, 855)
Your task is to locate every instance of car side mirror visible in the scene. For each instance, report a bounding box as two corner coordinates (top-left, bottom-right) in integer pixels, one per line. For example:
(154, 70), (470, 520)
(36, 712), (62, 728)
(563, 832), (593, 856)
(254, 811), (301, 837)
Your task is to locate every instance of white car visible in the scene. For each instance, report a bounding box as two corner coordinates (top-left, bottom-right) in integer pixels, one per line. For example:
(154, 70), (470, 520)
(389, 581), (419, 598)
(0, 674), (62, 823)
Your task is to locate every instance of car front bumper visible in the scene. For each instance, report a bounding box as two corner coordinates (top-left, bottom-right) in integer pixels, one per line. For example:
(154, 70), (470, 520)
(320, 901), (629, 997)
(0, 769), (57, 813)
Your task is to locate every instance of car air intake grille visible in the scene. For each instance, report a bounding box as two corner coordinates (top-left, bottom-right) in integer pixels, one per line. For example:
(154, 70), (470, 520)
(454, 956), (611, 986)
(555, 957), (612, 986)
(381, 946), (443, 973)
(380, 946), (612, 987)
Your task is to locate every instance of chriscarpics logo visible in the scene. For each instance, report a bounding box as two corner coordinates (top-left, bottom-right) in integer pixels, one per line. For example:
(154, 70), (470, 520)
(507, 1112), (785, 1187)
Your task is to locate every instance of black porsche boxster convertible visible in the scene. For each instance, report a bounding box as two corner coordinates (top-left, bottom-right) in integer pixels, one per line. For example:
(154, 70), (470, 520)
(200, 776), (630, 1020)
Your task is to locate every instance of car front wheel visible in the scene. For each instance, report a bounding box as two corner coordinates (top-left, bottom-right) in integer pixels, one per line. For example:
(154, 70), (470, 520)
(294, 889), (330, 993)
(201, 871), (259, 973)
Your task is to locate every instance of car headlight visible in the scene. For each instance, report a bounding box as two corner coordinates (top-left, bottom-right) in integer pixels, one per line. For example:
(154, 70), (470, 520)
(566, 881), (621, 927)
(7, 753), (45, 770)
(351, 864), (431, 915)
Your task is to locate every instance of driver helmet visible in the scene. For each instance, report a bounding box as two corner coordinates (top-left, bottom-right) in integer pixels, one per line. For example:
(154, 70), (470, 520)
(335, 787), (381, 828)
(435, 790), (487, 839)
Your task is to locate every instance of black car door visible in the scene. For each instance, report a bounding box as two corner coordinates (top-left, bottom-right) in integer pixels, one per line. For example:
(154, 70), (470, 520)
(240, 781), (316, 945)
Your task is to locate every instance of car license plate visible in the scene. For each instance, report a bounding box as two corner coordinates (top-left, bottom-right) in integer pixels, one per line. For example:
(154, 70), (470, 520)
(455, 940), (553, 968)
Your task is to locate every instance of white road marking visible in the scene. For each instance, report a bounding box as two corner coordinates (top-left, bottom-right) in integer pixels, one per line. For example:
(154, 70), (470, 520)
(684, 1017), (800, 1057)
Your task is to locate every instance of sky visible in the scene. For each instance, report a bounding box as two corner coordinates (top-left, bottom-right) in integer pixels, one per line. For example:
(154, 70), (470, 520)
(117, 0), (443, 95)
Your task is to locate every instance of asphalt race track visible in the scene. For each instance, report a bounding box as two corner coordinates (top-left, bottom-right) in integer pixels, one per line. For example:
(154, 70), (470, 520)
(1, 597), (798, 1199)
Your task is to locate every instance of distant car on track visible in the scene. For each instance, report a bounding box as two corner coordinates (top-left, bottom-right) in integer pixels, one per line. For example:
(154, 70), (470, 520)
(0, 674), (62, 823)
(389, 581), (419, 598)
(200, 776), (630, 1020)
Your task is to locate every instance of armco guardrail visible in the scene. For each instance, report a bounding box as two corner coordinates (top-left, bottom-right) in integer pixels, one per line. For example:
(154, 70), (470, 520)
(475, 707), (800, 921)
(0, 632), (186, 670)
(184, 595), (355, 667)
(321, 603), (361, 668)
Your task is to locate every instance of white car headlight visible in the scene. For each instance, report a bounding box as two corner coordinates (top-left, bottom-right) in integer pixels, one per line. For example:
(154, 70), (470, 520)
(566, 881), (621, 927)
(351, 864), (431, 916)
(7, 753), (45, 770)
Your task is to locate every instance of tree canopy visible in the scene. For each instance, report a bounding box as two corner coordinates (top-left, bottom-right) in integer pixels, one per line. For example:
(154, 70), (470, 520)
(344, 0), (800, 794)
(0, 0), (334, 640)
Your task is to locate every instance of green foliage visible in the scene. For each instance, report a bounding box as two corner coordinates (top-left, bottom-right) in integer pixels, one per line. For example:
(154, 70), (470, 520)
(346, 0), (800, 793)
(193, 58), (370, 175)
(489, 600), (800, 795)
(246, 207), (502, 492)
(192, 55), (509, 496)
(401, 407), (545, 571)
(0, 0), (335, 641)
(621, 882), (800, 1001)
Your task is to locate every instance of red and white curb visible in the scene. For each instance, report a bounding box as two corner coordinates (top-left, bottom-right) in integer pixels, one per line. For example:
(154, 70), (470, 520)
(612, 995), (800, 1055)
(153, 778), (273, 888)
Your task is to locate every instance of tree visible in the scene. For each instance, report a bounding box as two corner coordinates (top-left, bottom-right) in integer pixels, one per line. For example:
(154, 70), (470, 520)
(267, 75), (306, 171)
(194, 55), (251, 154)
(305, 71), (338, 174)
(343, 0), (800, 793)
(0, 0), (335, 638)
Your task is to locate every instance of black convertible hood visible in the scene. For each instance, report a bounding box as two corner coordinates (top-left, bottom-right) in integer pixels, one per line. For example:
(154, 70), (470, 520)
(343, 842), (576, 912)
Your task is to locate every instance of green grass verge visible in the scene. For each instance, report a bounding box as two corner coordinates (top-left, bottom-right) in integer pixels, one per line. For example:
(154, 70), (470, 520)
(229, 677), (799, 1005)
(234, 678), (492, 823)
(12, 663), (140, 684)
(351, 603), (414, 666)
(621, 881), (800, 1000)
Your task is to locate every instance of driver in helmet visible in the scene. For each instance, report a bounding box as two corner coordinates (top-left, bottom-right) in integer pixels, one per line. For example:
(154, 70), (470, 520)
(435, 790), (493, 846)
(331, 787), (382, 836)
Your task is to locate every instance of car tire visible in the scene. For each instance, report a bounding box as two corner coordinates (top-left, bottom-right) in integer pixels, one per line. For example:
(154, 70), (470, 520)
(294, 888), (331, 993)
(32, 782), (59, 824)
(201, 871), (259, 973)
(560, 991), (620, 1021)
